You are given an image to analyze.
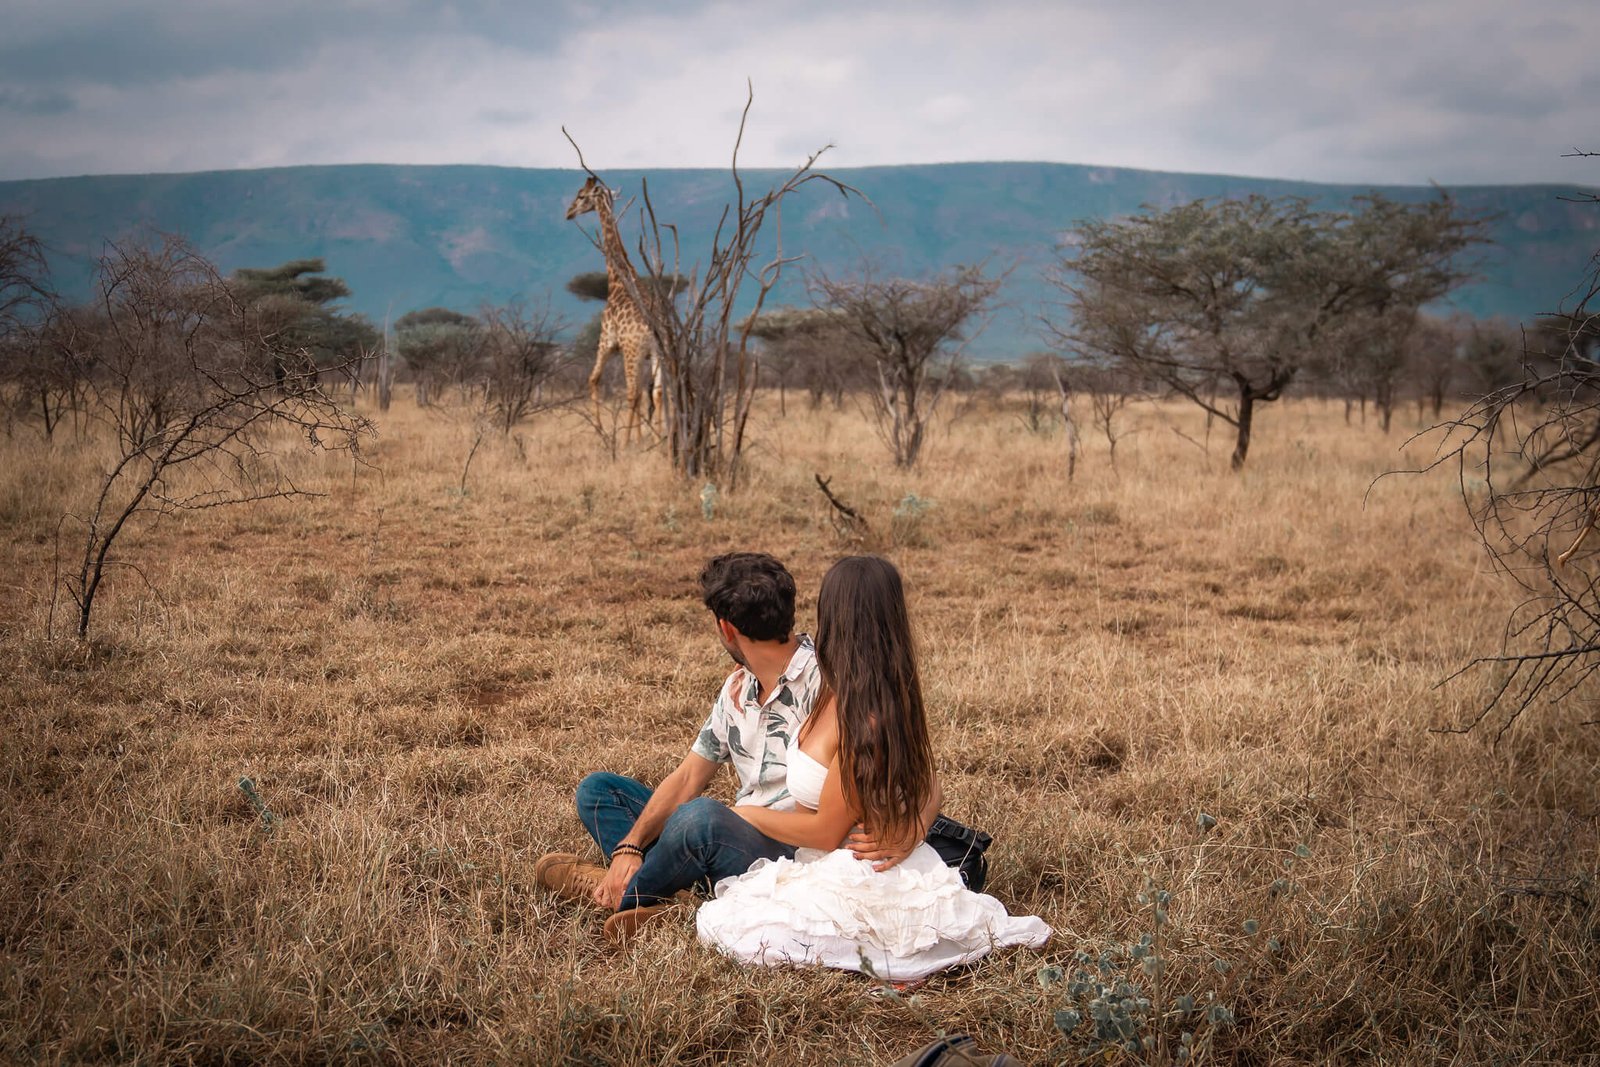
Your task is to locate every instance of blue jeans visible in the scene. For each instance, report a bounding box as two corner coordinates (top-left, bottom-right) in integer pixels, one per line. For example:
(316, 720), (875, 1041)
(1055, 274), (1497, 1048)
(575, 771), (796, 911)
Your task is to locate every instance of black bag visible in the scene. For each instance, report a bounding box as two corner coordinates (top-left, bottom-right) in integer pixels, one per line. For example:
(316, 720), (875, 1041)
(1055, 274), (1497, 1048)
(924, 813), (992, 893)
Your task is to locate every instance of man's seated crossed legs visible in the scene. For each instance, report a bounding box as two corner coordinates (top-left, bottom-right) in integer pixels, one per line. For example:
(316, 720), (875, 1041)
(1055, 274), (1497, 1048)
(536, 775), (799, 941)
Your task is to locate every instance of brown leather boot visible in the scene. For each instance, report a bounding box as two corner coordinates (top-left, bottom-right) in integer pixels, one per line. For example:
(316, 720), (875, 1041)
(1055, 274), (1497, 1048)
(602, 903), (675, 944)
(532, 852), (606, 904)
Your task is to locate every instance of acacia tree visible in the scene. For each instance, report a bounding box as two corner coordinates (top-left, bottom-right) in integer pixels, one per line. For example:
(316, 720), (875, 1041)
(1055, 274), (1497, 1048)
(1054, 197), (1303, 470)
(394, 307), (483, 406)
(58, 236), (370, 638)
(810, 264), (999, 468)
(230, 258), (377, 390)
(747, 305), (866, 414)
(566, 89), (859, 486)
(1320, 195), (1488, 433)
(1052, 194), (1484, 469)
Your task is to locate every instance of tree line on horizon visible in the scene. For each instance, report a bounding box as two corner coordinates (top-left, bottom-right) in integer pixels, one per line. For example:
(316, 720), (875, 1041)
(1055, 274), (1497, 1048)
(0, 191), (1588, 469)
(1, 164), (1597, 728)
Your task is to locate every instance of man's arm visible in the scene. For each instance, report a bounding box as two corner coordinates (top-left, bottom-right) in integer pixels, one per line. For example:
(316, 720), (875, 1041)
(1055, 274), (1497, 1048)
(592, 752), (719, 910)
(732, 756), (857, 850)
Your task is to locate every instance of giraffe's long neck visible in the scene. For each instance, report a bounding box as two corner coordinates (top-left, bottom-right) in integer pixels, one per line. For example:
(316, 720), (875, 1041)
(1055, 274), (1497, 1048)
(594, 197), (640, 302)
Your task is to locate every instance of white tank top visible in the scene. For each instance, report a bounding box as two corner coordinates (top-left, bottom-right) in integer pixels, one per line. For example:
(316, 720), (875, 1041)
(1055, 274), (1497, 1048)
(786, 741), (829, 810)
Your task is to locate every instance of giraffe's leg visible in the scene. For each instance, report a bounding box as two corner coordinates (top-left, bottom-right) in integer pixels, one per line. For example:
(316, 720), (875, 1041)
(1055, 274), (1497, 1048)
(649, 349), (665, 434)
(589, 341), (613, 433)
(620, 339), (642, 446)
(638, 350), (655, 436)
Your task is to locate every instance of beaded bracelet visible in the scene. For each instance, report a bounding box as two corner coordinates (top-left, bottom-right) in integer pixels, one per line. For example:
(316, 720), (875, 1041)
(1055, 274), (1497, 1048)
(611, 842), (645, 861)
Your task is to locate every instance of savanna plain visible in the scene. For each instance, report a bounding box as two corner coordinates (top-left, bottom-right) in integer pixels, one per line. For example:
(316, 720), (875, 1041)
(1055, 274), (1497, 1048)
(1, 392), (1597, 1065)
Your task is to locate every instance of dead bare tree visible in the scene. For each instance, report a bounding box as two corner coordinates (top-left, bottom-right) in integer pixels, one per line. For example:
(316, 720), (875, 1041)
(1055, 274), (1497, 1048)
(1404, 156), (1600, 736)
(0, 217), (66, 435)
(7, 305), (96, 439)
(1014, 352), (1078, 477)
(810, 263), (999, 469)
(1405, 314), (1466, 421)
(1032, 353), (1138, 476)
(372, 303), (399, 412)
(56, 235), (370, 639)
(1055, 368), (1080, 481)
(1017, 353), (1061, 436)
(565, 88), (859, 487)
(1414, 358), (1600, 737)
(1079, 364), (1139, 468)
(0, 217), (50, 336)
(478, 299), (572, 434)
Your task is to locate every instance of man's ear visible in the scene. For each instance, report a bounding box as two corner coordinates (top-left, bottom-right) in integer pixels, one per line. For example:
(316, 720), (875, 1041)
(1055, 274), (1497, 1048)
(716, 617), (740, 643)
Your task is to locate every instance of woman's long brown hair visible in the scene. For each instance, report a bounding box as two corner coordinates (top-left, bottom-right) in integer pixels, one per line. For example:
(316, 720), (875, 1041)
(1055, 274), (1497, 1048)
(815, 555), (934, 848)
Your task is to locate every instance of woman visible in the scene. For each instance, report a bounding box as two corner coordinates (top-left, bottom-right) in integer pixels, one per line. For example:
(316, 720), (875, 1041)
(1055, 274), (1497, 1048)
(696, 556), (1050, 982)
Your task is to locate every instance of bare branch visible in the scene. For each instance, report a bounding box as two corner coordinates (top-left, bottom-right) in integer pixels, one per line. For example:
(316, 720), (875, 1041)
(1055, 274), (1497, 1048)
(814, 473), (870, 542)
(561, 126), (601, 183)
(1413, 275), (1600, 735)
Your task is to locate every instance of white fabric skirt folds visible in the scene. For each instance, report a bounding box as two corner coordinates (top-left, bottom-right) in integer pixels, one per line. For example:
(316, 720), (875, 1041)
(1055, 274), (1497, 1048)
(696, 843), (1051, 981)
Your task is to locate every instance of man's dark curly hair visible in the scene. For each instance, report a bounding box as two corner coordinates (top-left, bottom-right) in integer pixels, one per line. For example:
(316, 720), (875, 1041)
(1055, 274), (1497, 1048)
(699, 552), (796, 642)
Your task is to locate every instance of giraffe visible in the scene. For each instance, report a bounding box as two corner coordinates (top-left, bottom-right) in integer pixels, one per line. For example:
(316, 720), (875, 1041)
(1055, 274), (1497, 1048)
(565, 176), (664, 444)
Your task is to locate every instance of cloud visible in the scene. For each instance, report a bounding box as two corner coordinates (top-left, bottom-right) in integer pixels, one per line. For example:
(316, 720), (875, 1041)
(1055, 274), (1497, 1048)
(0, 87), (76, 116)
(0, 2), (381, 87)
(1, 0), (1596, 184)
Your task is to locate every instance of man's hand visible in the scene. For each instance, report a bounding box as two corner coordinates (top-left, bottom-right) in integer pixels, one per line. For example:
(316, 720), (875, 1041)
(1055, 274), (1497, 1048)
(593, 852), (642, 910)
(586, 754), (719, 910)
(847, 824), (921, 872)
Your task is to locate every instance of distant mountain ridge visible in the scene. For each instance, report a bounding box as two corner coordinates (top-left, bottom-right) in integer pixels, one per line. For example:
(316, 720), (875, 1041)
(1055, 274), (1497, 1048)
(2, 161), (1595, 359)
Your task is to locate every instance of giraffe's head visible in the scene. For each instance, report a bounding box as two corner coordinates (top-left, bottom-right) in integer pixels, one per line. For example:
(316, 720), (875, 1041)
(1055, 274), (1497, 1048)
(565, 176), (613, 220)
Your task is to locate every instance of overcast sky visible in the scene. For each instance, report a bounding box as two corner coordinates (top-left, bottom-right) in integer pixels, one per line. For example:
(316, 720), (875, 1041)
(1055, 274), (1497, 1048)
(1, 0), (1595, 186)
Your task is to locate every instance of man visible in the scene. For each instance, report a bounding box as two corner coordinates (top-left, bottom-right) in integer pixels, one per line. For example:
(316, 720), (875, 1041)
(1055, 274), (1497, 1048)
(534, 552), (826, 942)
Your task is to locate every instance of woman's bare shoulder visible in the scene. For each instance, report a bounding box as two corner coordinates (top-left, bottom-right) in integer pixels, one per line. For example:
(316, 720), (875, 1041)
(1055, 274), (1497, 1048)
(798, 695), (840, 757)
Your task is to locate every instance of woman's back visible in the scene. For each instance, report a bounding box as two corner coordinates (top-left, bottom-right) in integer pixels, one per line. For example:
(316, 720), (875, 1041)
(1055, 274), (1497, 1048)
(785, 741), (829, 811)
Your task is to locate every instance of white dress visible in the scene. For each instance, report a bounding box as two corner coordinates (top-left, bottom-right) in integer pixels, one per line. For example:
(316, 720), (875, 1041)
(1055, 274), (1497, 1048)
(696, 744), (1052, 981)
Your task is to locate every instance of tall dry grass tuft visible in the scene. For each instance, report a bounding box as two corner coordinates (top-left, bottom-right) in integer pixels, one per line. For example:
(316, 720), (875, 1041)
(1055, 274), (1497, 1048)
(1, 391), (1596, 1064)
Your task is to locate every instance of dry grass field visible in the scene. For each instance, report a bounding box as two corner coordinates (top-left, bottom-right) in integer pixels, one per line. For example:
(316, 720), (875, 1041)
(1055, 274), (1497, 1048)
(1, 390), (1597, 1065)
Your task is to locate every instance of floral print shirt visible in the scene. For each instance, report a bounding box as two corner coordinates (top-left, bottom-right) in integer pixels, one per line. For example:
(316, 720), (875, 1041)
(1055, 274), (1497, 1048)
(691, 635), (821, 810)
